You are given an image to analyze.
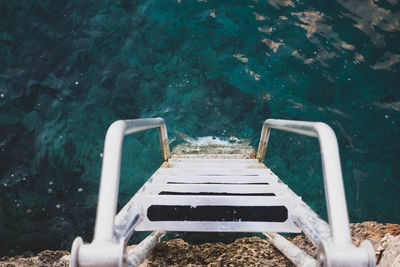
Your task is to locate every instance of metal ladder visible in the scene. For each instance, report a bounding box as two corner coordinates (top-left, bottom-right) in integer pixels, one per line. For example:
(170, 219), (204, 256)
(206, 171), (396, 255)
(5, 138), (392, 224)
(70, 118), (376, 267)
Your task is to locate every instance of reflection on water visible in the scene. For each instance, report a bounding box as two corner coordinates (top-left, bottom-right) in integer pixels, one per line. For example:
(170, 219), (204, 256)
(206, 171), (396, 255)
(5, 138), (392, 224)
(0, 0), (399, 255)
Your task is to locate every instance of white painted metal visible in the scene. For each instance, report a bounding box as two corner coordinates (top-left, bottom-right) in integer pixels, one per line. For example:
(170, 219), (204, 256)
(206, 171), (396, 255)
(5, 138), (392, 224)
(135, 194), (299, 207)
(114, 204), (142, 242)
(127, 231), (166, 267)
(133, 195), (301, 232)
(275, 182), (332, 247)
(292, 203), (332, 247)
(71, 118), (170, 267)
(136, 221), (299, 233)
(257, 119), (350, 244)
(94, 118), (169, 243)
(256, 119), (375, 266)
(154, 167), (274, 176)
(170, 153), (255, 159)
(167, 158), (259, 163)
(164, 162), (265, 169)
(74, 240), (125, 267)
(263, 232), (317, 267)
(149, 175), (278, 184)
(141, 184), (288, 196)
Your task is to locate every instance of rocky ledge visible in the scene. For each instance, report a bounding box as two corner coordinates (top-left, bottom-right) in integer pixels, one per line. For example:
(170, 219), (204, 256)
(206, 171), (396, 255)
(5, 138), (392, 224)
(1, 222), (399, 267)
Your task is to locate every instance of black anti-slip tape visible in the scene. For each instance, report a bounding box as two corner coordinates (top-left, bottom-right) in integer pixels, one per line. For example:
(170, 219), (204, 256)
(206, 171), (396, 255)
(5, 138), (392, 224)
(147, 205), (288, 222)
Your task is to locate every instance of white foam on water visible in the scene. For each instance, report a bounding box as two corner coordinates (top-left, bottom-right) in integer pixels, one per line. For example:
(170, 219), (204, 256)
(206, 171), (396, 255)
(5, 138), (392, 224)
(186, 136), (247, 147)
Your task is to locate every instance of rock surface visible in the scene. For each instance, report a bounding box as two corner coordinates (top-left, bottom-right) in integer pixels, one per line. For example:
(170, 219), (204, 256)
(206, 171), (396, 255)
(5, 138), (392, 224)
(378, 236), (400, 267)
(1, 222), (399, 267)
(0, 250), (69, 267)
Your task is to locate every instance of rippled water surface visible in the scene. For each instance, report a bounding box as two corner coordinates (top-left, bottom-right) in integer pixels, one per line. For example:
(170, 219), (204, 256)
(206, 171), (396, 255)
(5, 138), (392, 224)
(0, 0), (399, 255)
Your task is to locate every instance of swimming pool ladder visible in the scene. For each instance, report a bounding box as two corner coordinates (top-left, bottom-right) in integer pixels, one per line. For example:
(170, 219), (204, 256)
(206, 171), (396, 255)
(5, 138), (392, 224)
(70, 118), (376, 267)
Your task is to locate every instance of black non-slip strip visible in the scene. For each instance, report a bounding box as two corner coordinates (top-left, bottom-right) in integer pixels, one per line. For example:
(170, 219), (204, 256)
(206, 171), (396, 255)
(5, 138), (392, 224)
(158, 191), (276, 196)
(166, 182), (269, 185)
(147, 205), (288, 222)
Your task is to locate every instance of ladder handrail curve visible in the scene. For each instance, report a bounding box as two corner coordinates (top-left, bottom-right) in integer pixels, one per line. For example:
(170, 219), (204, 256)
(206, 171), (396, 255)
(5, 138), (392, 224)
(93, 118), (170, 243)
(256, 119), (351, 245)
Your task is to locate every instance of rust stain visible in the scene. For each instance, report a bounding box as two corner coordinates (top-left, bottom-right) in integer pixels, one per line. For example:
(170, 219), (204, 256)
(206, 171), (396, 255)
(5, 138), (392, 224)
(247, 164), (267, 169)
(161, 139), (170, 161)
(160, 162), (172, 168)
(256, 141), (267, 162)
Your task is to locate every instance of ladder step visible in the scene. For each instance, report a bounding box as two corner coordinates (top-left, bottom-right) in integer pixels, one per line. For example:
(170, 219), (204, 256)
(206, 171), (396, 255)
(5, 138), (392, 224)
(154, 168), (275, 177)
(150, 175), (278, 184)
(147, 205), (286, 221)
(158, 192), (276, 196)
(164, 162), (266, 169)
(134, 195), (301, 232)
(169, 154), (255, 159)
(167, 158), (259, 164)
(140, 184), (288, 196)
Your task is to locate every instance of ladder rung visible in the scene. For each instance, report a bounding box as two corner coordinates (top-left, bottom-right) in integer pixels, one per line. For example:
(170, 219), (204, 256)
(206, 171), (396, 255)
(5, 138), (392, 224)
(154, 168), (276, 177)
(169, 154), (255, 159)
(167, 158), (259, 164)
(140, 184), (288, 196)
(135, 195), (300, 206)
(134, 195), (301, 232)
(148, 205), (286, 221)
(150, 175), (278, 184)
(164, 162), (266, 169)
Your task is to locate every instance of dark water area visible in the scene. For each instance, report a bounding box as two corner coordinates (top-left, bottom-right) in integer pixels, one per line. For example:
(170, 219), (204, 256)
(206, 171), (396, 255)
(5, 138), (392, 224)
(0, 0), (399, 256)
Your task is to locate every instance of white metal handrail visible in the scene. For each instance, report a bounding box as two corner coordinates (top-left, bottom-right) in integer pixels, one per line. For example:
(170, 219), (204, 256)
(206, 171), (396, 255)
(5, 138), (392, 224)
(256, 119), (351, 244)
(71, 118), (170, 267)
(256, 119), (375, 266)
(94, 118), (170, 243)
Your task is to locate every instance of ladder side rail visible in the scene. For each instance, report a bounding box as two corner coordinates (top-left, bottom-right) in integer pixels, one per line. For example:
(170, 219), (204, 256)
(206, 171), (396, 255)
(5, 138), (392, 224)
(94, 118), (170, 243)
(263, 232), (317, 267)
(256, 119), (350, 244)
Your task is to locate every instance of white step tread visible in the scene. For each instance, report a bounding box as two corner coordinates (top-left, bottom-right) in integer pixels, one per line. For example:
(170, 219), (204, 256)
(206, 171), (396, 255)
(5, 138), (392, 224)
(154, 168), (275, 177)
(135, 221), (300, 233)
(169, 154), (256, 159)
(163, 162), (266, 169)
(140, 184), (289, 196)
(167, 158), (259, 163)
(149, 175), (278, 184)
(134, 195), (301, 232)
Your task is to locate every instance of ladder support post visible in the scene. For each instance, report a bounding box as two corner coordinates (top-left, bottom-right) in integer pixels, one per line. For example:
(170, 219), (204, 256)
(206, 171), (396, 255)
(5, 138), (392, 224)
(256, 123), (270, 162)
(127, 231), (166, 267)
(158, 123), (170, 161)
(263, 232), (317, 267)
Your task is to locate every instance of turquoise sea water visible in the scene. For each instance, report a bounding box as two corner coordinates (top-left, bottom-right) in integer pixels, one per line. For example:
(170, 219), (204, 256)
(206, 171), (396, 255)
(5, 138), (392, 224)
(0, 0), (399, 255)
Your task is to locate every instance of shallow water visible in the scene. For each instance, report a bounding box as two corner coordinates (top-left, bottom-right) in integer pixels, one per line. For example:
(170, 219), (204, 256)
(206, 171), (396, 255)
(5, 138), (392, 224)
(0, 0), (399, 255)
